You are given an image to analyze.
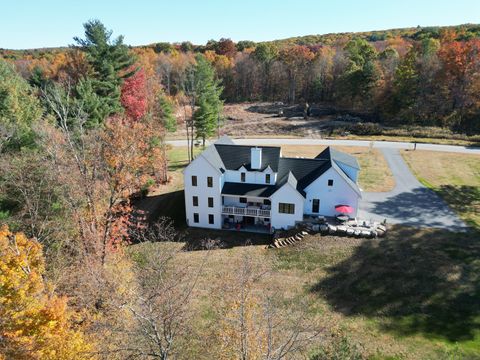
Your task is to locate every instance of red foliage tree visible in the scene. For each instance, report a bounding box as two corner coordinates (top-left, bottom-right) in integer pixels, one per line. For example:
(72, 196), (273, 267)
(121, 67), (147, 120)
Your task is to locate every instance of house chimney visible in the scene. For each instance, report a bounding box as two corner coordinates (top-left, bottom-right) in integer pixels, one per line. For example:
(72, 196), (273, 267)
(251, 147), (262, 170)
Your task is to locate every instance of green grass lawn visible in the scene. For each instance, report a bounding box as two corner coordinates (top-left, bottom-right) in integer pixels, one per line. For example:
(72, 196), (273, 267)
(402, 150), (480, 229)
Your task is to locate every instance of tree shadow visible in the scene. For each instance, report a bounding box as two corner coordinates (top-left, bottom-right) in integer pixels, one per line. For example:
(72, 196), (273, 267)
(365, 187), (468, 230)
(436, 185), (479, 229)
(311, 226), (480, 342)
(132, 190), (270, 250)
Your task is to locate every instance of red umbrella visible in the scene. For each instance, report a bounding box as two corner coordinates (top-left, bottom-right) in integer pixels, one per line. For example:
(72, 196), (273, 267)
(335, 205), (354, 214)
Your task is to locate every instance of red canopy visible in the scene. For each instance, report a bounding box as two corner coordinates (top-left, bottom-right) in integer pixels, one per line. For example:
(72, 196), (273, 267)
(335, 205), (354, 214)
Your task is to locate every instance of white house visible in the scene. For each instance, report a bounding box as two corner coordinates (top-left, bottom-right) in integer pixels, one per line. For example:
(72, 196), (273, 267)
(183, 136), (362, 232)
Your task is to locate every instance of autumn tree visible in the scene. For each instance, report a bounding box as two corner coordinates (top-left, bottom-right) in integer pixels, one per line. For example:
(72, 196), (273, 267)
(0, 225), (94, 360)
(278, 45), (314, 103)
(0, 59), (42, 151)
(120, 66), (147, 120)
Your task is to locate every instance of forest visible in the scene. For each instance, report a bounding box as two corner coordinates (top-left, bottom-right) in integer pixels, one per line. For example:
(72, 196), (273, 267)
(2, 23), (480, 134)
(1, 20), (480, 359)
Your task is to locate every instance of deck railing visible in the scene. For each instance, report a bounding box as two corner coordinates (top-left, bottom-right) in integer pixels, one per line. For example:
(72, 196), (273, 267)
(222, 206), (271, 217)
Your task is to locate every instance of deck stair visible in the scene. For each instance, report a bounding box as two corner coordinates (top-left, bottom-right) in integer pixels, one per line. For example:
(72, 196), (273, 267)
(266, 229), (310, 249)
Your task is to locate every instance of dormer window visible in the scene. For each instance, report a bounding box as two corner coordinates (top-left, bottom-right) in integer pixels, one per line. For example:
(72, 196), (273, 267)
(241, 172), (246, 182)
(265, 174), (271, 184)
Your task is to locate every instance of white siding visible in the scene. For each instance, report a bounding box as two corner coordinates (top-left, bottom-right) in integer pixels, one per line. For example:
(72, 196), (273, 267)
(224, 166), (276, 185)
(303, 167), (359, 217)
(183, 156), (222, 229)
(270, 184), (304, 230)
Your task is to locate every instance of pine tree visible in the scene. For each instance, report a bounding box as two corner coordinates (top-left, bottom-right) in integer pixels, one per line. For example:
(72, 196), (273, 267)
(74, 20), (136, 126)
(158, 95), (176, 132)
(192, 55), (223, 146)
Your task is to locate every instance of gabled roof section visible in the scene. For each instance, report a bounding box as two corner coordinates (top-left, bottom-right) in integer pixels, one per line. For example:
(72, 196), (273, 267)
(315, 147), (360, 170)
(277, 157), (331, 195)
(214, 144), (281, 172)
(331, 161), (362, 197)
(215, 135), (235, 145)
(198, 144), (226, 173)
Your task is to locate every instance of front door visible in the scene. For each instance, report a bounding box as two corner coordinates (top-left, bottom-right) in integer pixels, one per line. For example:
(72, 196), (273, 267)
(312, 199), (320, 213)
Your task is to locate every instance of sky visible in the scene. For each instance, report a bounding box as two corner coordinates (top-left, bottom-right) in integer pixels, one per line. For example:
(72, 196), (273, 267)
(1, 0), (480, 49)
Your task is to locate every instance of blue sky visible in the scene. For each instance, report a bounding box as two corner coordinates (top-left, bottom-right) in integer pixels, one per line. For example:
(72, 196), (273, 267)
(1, 0), (479, 49)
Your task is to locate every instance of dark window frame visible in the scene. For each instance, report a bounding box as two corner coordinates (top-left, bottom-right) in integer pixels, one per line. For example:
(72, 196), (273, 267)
(208, 197), (214, 208)
(312, 198), (320, 213)
(328, 179), (334, 186)
(191, 175), (197, 186)
(193, 213), (199, 223)
(208, 214), (214, 224)
(239, 197), (247, 203)
(241, 172), (246, 182)
(207, 176), (213, 187)
(265, 173), (271, 184)
(193, 196), (198, 206)
(278, 203), (295, 214)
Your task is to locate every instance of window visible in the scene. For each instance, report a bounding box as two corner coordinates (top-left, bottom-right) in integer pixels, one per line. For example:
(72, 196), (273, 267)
(207, 176), (213, 187)
(241, 172), (246, 182)
(191, 175), (197, 186)
(312, 199), (320, 213)
(264, 199), (271, 205)
(240, 197), (247, 203)
(278, 203), (295, 214)
(193, 196), (198, 206)
(208, 197), (214, 208)
(193, 213), (199, 223)
(265, 174), (271, 184)
(208, 214), (214, 224)
(328, 179), (334, 186)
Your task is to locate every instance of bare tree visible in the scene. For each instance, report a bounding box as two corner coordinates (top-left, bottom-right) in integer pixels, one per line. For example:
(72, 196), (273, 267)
(104, 224), (209, 359)
(218, 250), (322, 360)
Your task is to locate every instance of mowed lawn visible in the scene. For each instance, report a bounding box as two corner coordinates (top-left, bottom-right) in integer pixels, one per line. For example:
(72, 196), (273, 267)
(402, 150), (480, 229)
(129, 226), (480, 359)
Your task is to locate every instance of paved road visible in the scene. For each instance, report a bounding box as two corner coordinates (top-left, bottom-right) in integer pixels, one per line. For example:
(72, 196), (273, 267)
(168, 138), (476, 230)
(167, 138), (480, 155)
(358, 148), (468, 230)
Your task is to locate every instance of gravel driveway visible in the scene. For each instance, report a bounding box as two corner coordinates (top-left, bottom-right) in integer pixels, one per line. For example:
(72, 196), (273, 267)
(358, 148), (467, 230)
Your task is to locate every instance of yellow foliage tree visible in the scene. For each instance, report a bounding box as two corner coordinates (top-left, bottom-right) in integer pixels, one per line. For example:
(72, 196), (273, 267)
(0, 225), (95, 360)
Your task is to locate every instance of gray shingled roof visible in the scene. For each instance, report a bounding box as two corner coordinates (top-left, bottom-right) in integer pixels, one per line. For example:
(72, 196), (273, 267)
(221, 182), (277, 197)
(194, 136), (361, 198)
(214, 144), (281, 171)
(315, 147), (360, 170)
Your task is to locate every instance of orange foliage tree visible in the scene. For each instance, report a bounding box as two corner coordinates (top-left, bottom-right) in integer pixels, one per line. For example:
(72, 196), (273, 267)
(0, 225), (94, 360)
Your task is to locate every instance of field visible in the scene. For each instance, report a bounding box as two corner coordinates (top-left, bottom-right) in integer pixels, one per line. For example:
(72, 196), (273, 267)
(402, 150), (480, 229)
(168, 103), (480, 146)
(129, 225), (480, 359)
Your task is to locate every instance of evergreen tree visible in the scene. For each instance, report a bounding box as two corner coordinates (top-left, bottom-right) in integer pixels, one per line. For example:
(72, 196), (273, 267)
(192, 55), (223, 146)
(340, 38), (380, 107)
(158, 95), (176, 132)
(74, 19), (136, 126)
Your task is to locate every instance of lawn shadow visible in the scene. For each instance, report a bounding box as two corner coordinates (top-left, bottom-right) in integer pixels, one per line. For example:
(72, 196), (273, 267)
(311, 226), (480, 342)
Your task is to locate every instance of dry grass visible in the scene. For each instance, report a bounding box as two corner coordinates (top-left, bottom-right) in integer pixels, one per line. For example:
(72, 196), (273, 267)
(129, 225), (480, 359)
(402, 150), (480, 228)
(281, 145), (395, 192)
